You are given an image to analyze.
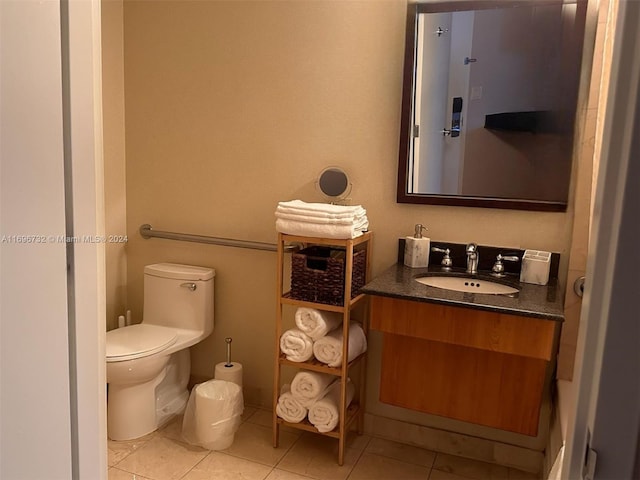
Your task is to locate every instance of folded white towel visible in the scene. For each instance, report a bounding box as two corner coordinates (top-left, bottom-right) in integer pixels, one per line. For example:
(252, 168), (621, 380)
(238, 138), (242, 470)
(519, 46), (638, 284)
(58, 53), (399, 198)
(290, 371), (336, 408)
(312, 323), (367, 367)
(276, 205), (366, 220)
(308, 378), (355, 433)
(294, 308), (343, 341)
(275, 211), (367, 227)
(275, 384), (307, 423)
(279, 329), (314, 362)
(277, 200), (365, 217)
(275, 218), (367, 239)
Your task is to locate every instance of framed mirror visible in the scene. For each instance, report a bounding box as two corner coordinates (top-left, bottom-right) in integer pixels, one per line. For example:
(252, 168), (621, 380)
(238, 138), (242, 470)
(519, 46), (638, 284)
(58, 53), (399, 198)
(397, 1), (587, 211)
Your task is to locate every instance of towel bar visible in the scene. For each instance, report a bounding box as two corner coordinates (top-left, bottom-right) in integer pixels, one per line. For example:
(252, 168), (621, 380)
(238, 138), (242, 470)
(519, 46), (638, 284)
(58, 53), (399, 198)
(139, 224), (299, 252)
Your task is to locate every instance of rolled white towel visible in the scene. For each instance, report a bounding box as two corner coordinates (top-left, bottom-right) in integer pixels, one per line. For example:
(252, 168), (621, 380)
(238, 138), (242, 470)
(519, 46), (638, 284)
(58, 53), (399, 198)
(308, 378), (355, 433)
(275, 384), (307, 423)
(275, 218), (367, 239)
(290, 371), (336, 408)
(279, 329), (314, 362)
(294, 307), (342, 341)
(312, 323), (367, 367)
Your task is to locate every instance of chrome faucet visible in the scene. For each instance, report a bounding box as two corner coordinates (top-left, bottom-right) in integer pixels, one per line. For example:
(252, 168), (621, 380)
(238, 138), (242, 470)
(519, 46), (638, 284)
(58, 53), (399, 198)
(466, 243), (479, 274)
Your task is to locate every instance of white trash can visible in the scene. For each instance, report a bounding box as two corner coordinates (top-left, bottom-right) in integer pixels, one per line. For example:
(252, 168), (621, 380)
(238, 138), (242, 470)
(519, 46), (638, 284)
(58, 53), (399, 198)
(182, 379), (244, 450)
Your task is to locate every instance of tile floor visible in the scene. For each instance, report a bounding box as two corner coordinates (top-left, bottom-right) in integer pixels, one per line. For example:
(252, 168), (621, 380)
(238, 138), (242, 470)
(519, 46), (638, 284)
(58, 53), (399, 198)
(108, 407), (541, 480)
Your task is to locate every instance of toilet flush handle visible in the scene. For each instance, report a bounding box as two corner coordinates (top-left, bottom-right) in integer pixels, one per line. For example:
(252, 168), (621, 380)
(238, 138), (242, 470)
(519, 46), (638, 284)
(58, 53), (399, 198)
(180, 282), (197, 291)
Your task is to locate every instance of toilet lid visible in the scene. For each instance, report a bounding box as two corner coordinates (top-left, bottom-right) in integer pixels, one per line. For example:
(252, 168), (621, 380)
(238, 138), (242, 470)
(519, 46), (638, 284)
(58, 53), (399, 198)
(106, 324), (178, 362)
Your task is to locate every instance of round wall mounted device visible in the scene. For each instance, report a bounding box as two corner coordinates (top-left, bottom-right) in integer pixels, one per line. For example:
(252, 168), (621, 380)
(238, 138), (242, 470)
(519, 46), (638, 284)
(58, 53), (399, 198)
(316, 167), (352, 201)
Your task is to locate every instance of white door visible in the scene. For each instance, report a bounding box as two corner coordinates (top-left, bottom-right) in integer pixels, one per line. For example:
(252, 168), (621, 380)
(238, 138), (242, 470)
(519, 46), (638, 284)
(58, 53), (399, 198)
(563, 1), (640, 478)
(1, 1), (74, 477)
(413, 12), (452, 194)
(0, 1), (106, 478)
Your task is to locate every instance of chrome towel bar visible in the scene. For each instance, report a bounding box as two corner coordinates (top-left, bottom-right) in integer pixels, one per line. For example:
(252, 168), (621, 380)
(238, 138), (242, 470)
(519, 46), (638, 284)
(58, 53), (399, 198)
(139, 224), (299, 253)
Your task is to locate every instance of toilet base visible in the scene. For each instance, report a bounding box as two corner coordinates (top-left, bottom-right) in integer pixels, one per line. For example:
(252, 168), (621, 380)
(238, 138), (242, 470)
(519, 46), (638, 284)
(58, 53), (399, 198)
(107, 349), (191, 441)
(156, 349), (191, 428)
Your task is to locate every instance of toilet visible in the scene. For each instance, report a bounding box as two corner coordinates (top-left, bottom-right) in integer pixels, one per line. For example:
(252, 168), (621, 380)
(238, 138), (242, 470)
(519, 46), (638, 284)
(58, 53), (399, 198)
(106, 263), (215, 441)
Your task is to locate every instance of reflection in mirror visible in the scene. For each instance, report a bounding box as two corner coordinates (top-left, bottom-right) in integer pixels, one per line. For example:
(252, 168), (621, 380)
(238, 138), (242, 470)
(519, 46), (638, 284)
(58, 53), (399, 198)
(397, 1), (587, 211)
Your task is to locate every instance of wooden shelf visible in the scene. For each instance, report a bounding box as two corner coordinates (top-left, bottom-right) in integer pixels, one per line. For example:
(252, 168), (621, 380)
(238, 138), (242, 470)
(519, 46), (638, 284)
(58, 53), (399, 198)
(273, 232), (373, 466)
(281, 232), (372, 248)
(278, 352), (367, 376)
(280, 292), (368, 312)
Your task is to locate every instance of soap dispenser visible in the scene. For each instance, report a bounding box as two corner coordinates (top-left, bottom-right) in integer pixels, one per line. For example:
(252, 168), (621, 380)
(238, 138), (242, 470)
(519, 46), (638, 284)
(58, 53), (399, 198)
(404, 224), (430, 268)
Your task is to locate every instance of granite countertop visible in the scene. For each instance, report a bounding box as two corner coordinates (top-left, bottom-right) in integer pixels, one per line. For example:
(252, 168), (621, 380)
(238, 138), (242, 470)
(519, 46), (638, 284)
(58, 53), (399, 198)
(361, 263), (564, 322)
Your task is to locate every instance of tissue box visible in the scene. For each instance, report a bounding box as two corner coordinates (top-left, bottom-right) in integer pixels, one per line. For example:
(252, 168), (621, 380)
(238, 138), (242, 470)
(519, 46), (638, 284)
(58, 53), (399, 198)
(520, 250), (551, 285)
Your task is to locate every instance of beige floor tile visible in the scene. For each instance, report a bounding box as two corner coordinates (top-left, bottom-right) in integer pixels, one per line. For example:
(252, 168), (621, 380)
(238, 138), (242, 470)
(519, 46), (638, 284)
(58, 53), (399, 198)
(115, 436), (209, 480)
(247, 408), (273, 427)
(222, 422), (298, 467)
(158, 414), (185, 442)
(493, 443), (543, 473)
(107, 431), (157, 467)
(349, 452), (431, 480)
(344, 432), (372, 454)
(243, 405), (260, 423)
(277, 433), (360, 480)
(108, 467), (153, 480)
(265, 469), (317, 480)
(365, 437), (436, 468)
(433, 453), (509, 480)
(181, 451), (272, 480)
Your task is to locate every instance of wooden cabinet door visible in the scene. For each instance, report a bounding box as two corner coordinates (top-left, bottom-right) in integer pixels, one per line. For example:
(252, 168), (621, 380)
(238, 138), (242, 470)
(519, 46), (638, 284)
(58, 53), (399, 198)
(370, 296), (557, 436)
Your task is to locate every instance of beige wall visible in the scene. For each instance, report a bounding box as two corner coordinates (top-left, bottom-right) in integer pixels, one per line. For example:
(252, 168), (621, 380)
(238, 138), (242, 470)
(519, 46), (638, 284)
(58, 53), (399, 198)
(115, 0), (597, 447)
(557, 0), (614, 380)
(102, 0), (127, 331)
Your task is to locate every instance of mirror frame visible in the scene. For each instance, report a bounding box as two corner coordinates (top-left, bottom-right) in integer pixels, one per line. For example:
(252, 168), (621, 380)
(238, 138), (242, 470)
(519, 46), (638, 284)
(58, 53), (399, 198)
(396, 0), (585, 212)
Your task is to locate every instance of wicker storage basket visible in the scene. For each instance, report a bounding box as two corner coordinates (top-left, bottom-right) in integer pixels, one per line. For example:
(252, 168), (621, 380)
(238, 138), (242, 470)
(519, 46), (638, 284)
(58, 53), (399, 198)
(290, 246), (366, 306)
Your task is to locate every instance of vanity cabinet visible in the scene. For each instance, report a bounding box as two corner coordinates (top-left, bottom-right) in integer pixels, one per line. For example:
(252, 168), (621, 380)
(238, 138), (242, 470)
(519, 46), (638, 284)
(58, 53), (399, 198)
(273, 232), (372, 465)
(370, 295), (557, 436)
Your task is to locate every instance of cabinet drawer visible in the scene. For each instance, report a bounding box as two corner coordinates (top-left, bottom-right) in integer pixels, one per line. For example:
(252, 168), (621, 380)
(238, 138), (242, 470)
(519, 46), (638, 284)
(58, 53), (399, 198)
(370, 296), (555, 360)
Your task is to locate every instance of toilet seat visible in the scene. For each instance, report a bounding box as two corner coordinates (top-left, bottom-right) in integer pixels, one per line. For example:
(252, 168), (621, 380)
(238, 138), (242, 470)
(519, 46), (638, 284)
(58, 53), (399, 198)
(106, 324), (178, 362)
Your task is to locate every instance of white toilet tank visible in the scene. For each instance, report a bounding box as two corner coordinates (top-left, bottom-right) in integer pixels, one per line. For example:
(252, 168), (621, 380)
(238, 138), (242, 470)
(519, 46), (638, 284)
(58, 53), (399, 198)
(142, 263), (214, 336)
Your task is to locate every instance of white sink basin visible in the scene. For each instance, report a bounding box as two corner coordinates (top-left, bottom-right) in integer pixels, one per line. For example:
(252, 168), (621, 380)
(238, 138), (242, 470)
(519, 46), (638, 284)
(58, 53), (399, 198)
(415, 275), (519, 295)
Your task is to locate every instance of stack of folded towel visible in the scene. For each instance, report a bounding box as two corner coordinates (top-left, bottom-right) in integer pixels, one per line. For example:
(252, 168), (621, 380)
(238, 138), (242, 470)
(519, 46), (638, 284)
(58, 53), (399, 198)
(276, 371), (355, 432)
(275, 199), (369, 239)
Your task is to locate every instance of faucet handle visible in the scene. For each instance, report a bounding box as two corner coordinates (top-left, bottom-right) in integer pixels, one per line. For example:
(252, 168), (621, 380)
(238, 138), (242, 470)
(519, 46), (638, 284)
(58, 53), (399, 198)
(491, 253), (520, 276)
(431, 246), (452, 269)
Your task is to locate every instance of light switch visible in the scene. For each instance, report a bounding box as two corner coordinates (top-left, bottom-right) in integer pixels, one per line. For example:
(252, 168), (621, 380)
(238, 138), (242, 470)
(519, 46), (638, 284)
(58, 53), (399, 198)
(470, 86), (483, 100)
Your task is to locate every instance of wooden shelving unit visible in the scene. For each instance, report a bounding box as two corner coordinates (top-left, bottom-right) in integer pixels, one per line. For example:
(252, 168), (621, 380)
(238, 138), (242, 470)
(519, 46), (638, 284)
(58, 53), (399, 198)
(273, 232), (372, 465)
